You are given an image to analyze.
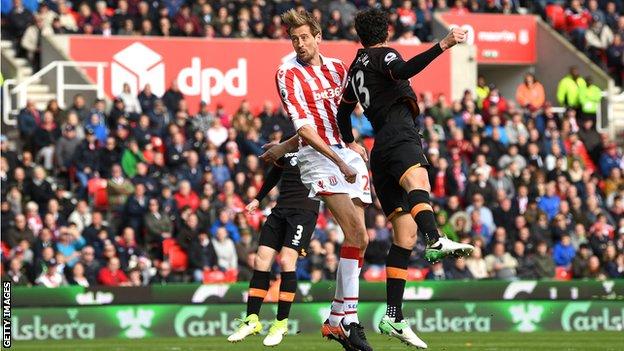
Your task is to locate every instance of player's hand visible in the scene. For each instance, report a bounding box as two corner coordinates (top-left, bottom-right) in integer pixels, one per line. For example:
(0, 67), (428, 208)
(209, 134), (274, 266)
(260, 142), (286, 164)
(246, 199), (260, 213)
(347, 142), (368, 162)
(339, 162), (358, 184)
(441, 27), (467, 50)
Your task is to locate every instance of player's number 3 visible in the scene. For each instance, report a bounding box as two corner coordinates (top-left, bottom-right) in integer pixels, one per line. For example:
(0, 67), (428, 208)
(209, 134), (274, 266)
(352, 70), (370, 109)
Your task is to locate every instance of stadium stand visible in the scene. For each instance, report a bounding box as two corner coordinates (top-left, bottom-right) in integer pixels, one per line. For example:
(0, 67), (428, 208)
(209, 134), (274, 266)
(1, 1), (623, 288)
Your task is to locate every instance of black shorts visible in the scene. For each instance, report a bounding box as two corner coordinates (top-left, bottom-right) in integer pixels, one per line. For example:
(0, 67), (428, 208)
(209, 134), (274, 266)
(258, 207), (318, 256)
(370, 105), (429, 219)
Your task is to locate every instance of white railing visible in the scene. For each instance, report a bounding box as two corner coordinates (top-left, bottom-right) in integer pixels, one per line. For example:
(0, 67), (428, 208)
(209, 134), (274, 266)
(2, 79), (17, 126)
(3, 61), (107, 126)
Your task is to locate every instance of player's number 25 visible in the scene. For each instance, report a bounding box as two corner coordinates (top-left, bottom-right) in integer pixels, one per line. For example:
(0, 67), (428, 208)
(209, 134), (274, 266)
(352, 70), (370, 109)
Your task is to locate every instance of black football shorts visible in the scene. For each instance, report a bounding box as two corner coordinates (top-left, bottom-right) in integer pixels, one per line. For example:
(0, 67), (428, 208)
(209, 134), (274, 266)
(370, 105), (430, 219)
(258, 207), (317, 256)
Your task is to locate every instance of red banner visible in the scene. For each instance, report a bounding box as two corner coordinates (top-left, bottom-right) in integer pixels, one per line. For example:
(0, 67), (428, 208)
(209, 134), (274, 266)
(68, 37), (451, 115)
(439, 13), (536, 65)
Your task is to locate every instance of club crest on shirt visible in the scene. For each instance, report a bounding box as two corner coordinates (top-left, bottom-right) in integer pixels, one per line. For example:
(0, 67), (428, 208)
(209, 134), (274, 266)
(329, 176), (338, 186)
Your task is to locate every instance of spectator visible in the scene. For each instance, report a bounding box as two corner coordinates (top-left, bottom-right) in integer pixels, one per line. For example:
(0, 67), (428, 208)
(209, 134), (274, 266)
(189, 232), (218, 282)
(121, 139), (145, 178)
(2, 258), (30, 286)
(79, 246), (100, 286)
(162, 81), (184, 114)
(485, 242), (518, 279)
(150, 261), (179, 285)
(67, 200), (92, 234)
(426, 261), (448, 280)
(538, 181), (561, 221)
(68, 262), (90, 287)
(572, 243), (592, 278)
(56, 227), (86, 268)
(123, 184), (148, 236)
(515, 73), (545, 111)
(174, 180), (200, 212)
(97, 257), (130, 286)
(553, 234), (577, 267)
(7, 0), (34, 43)
(534, 240), (556, 279)
(565, 0), (592, 49)
(6, 214), (35, 248)
(513, 240), (536, 279)
(212, 227), (237, 270)
(118, 83), (142, 115)
(447, 258), (474, 279)
(210, 209), (240, 243)
(144, 198), (173, 249)
(557, 66), (587, 109)
(108, 164), (135, 213)
(599, 143), (622, 177)
(585, 19), (614, 66)
(35, 259), (66, 287)
(586, 255), (607, 279)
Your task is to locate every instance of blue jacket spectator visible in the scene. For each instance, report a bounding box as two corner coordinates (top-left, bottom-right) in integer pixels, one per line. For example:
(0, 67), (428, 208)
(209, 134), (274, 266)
(553, 236), (576, 267)
(210, 210), (240, 243)
(599, 144), (622, 177)
(538, 182), (561, 221)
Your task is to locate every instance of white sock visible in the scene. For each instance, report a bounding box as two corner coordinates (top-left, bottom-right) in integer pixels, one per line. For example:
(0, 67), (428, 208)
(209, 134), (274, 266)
(341, 257), (360, 324)
(328, 264), (344, 326)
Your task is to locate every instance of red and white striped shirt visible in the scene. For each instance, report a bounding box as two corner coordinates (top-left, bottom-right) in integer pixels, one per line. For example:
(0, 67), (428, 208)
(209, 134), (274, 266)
(275, 54), (348, 145)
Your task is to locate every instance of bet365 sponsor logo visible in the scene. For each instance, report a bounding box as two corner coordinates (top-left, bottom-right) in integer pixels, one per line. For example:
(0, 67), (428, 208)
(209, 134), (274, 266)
(174, 307), (299, 337)
(561, 302), (624, 332)
(12, 309), (95, 340)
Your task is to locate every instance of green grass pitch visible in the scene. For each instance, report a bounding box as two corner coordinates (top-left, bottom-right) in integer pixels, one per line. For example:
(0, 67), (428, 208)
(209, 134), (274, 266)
(7, 332), (623, 351)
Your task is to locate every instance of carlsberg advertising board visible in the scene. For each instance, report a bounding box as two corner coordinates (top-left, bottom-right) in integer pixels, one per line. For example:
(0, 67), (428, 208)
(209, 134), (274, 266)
(11, 301), (623, 341)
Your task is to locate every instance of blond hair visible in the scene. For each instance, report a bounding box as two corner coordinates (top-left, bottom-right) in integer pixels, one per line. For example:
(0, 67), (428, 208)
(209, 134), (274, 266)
(281, 9), (321, 37)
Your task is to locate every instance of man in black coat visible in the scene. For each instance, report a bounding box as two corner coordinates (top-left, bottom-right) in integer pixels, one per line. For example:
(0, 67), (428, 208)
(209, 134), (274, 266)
(123, 184), (149, 240)
(189, 232), (218, 282)
(161, 81), (184, 114)
(98, 136), (122, 178)
(26, 166), (55, 211)
(73, 130), (100, 197)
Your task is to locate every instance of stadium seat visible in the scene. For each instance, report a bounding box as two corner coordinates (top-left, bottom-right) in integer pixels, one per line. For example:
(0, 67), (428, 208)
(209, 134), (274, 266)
(203, 269), (226, 283)
(407, 268), (428, 281)
(555, 266), (573, 281)
(363, 266), (386, 282)
(545, 4), (566, 32)
(162, 238), (188, 272)
(87, 178), (109, 210)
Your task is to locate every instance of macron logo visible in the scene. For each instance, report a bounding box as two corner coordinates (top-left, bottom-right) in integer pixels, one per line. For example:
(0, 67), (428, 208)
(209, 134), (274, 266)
(111, 43), (165, 97)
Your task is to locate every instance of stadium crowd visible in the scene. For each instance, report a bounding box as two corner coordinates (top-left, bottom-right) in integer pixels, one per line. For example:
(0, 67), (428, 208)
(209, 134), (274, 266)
(3, 0), (624, 82)
(1, 63), (624, 287)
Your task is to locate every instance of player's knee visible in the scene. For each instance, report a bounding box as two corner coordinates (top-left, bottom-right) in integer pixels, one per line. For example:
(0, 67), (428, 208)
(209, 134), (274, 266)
(394, 232), (416, 249)
(254, 254), (271, 271)
(277, 254), (294, 270)
(401, 168), (431, 193)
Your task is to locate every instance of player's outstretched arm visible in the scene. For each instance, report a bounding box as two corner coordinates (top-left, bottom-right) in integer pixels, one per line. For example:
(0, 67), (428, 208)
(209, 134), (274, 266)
(297, 125), (357, 183)
(389, 28), (467, 80)
(260, 135), (299, 163)
(246, 164), (284, 212)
